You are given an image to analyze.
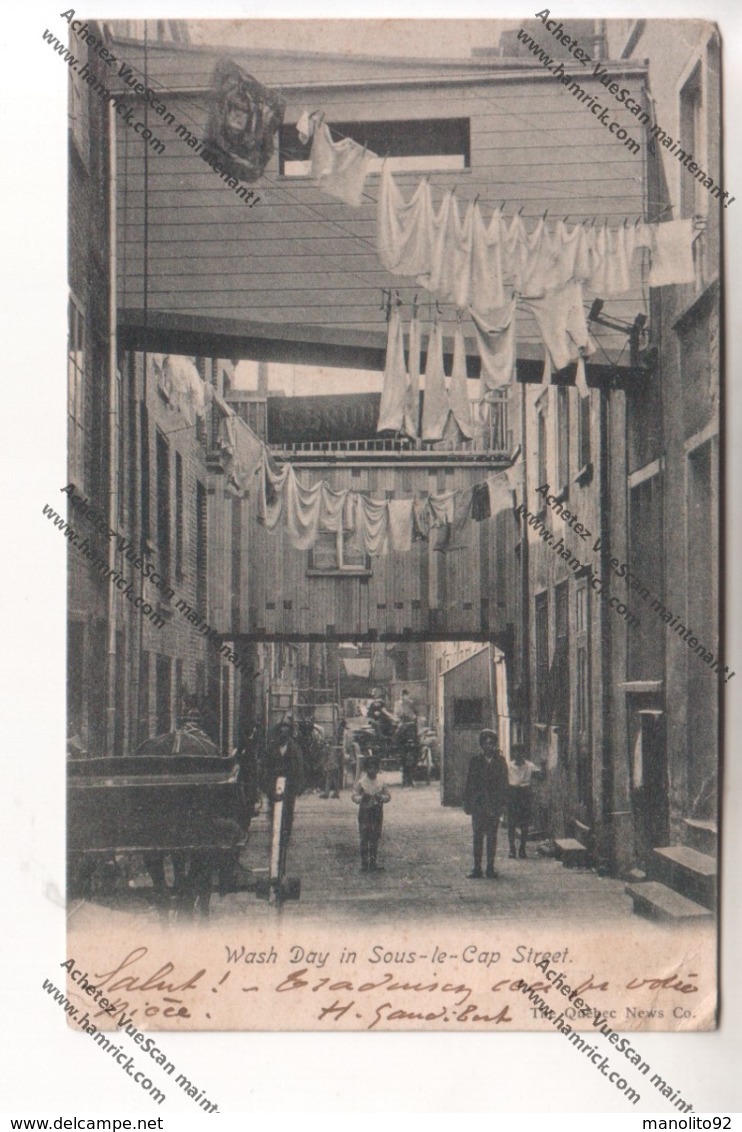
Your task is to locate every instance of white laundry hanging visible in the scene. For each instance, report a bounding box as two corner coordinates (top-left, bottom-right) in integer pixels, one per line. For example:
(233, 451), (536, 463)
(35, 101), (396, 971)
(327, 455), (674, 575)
(449, 323), (474, 439)
(377, 307), (409, 433)
(421, 320), (450, 441)
(403, 314), (421, 438)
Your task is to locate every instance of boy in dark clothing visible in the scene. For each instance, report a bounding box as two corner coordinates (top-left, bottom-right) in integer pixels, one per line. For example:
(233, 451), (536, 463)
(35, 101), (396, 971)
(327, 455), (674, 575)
(264, 720), (305, 877)
(463, 729), (509, 878)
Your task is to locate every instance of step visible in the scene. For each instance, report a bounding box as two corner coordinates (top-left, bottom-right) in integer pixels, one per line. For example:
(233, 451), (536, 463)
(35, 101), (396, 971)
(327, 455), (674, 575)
(574, 819), (592, 847)
(554, 837), (589, 868)
(683, 818), (718, 857)
(626, 881), (713, 923)
(651, 845), (717, 910)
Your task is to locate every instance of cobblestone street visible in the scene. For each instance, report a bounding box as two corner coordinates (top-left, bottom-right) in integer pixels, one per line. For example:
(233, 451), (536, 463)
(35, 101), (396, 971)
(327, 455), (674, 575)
(213, 775), (641, 925)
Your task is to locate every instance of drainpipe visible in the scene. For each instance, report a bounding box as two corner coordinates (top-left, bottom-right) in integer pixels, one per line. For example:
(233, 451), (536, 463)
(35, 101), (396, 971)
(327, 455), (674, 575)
(105, 96), (119, 753)
(598, 387), (614, 868)
(520, 379), (531, 739)
(594, 20), (608, 61)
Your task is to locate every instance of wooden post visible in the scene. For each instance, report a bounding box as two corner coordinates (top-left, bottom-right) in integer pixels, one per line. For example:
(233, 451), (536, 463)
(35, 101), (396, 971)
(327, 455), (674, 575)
(269, 775), (286, 904)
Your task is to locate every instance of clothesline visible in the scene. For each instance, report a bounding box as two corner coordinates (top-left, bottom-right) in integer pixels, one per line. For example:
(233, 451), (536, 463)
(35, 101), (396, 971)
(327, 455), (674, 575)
(113, 43), (668, 213)
(294, 112), (665, 228)
(211, 404), (522, 557)
(255, 448), (519, 557)
(113, 45), (679, 317)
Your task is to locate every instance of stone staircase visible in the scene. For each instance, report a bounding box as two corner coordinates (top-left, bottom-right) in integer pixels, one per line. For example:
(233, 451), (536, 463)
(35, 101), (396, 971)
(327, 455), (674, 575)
(625, 822), (717, 923)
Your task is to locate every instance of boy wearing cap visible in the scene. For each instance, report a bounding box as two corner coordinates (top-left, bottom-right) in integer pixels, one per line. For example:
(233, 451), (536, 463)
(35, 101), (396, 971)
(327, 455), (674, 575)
(507, 744), (540, 859)
(352, 755), (391, 872)
(463, 730), (509, 878)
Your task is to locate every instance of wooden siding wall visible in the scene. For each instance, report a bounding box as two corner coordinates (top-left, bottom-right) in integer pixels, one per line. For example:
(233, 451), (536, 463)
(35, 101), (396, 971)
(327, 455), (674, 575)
(112, 38), (647, 363)
(442, 648), (493, 806)
(222, 462), (516, 642)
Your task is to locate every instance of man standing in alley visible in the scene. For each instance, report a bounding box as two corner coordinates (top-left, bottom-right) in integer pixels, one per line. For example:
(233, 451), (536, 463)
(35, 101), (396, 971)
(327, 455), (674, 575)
(394, 688), (417, 724)
(264, 718), (305, 878)
(463, 729), (509, 879)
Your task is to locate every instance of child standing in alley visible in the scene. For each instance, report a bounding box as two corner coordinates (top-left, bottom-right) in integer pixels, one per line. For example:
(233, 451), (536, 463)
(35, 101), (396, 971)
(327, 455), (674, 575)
(352, 755), (391, 872)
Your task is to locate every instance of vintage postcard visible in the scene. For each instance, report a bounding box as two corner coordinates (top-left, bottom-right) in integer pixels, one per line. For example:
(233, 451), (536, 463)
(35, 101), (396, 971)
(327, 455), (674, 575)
(58, 12), (723, 1091)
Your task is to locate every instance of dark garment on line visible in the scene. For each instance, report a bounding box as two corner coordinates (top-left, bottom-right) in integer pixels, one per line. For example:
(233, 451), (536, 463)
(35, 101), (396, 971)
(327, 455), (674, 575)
(434, 487), (474, 553)
(471, 481), (491, 522)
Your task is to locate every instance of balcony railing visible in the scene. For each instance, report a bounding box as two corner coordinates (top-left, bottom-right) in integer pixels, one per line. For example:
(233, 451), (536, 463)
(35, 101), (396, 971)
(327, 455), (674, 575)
(268, 394), (512, 461)
(206, 391), (512, 468)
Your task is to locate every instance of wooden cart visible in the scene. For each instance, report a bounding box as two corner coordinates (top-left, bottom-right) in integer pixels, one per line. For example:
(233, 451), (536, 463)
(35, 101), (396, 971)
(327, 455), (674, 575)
(67, 753), (249, 916)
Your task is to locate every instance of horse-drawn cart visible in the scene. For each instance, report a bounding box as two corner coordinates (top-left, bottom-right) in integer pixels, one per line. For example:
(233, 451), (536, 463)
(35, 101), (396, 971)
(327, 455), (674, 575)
(67, 725), (249, 917)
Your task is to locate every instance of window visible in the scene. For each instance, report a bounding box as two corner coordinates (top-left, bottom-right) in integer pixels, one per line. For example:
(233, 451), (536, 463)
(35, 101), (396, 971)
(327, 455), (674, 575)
(537, 409), (548, 491)
(156, 654), (172, 735)
(453, 698), (484, 728)
(308, 530), (370, 575)
(68, 68), (89, 165)
(175, 451), (184, 578)
(231, 496), (242, 627)
(175, 658), (184, 727)
(628, 472), (664, 680)
(67, 620), (85, 743)
(138, 650), (150, 745)
(535, 591), (549, 722)
(128, 360), (138, 528)
(140, 404), (151, 544)
(553, 581), (570, 728)
(576, 647), (588, 735)
(686, 439), (717, 807)
(679, 64), (704, 220)
(555, 581), (568, 639)
(196, 660), (206, 701)
(575, 582), (587, 635)
(556, 387), (570, 491)
(575, 582), (588, 736)
(196, 480), (208, 615)
(68, 295), (86, 488)
(577, 393), (591, 472)
(279, 118), (470, 176)
(156, 431), (171, 587)
(114, 629), (125, 756)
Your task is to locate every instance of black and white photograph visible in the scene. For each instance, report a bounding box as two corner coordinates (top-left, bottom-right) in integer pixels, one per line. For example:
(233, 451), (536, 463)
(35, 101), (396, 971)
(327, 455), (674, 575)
(4, 0), (742, 1117)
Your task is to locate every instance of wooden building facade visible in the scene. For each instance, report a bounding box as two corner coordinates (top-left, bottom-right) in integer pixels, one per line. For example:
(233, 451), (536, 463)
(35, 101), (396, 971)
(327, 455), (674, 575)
(66, 20), (720, 893)
(110, 30), (648, 365)
(220, 456), (516, 645)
